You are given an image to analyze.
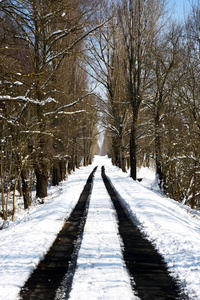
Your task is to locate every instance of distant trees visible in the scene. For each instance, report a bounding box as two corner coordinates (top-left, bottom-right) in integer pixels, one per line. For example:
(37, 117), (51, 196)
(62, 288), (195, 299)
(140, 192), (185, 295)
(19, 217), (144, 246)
(89, 0), (167, 179)
(147, 24), (182, 189)
(84, 1), (131, 172)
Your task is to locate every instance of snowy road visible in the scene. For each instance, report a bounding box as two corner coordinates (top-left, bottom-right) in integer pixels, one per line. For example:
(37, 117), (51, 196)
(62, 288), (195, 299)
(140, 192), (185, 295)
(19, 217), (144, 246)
(20, 163), (180, 300)
(0, 156), (200, 299)
(68, 166), (136, 300)
(20, 167), (97, 300)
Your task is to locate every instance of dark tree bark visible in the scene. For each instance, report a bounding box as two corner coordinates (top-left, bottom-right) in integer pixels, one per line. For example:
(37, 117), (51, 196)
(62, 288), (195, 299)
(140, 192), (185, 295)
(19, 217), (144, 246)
(35, 167), (48, 199)
(119, 144), (126, 173)
(60, 160), (66, 181)
(154, 110), (165, 188)
(68, 160), (73, 174)
(84, 156), (90, 166)
(130, 120), (137, 180)
(52, 164), (61, 186)
(52, 159), (66, 186)
(21, 168), (32, 209)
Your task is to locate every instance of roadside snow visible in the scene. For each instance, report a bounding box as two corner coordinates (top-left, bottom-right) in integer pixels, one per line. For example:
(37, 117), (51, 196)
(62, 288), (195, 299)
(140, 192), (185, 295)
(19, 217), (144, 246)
(68, 167), (138, 300)
(102, 156), (200, 300)
(0, 165), (94, 300)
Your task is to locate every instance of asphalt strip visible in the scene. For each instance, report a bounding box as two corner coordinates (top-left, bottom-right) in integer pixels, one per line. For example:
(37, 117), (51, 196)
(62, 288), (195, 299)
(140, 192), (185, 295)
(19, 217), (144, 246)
(19, 164), (188, 300)
(19, 167), (97, 300)
(101, 166), (187, 300)
(67, 166), (136, 300)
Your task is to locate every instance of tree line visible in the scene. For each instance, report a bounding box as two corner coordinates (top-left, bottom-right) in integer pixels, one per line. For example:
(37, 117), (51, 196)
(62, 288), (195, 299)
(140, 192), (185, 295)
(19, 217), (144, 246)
(0, 0), (101, 220)
(92, 0), (200, 209)
(1, 0), (200, 222)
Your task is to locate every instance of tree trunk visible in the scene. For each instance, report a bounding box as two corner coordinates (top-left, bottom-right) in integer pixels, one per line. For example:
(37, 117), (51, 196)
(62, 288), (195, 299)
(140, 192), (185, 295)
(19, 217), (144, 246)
(68, 160), (72, 174)
(119, 144), (126, 172)
(72, 155), (76, 171)
(130, 117), (137, 180)
(52, 162), (62, 186)
(52, 159), (66, 185)
(154, 111), (165, 189)
(112, 137), (120, 167)
(191, 160), (197, 209)
(17, 179), (23, 197)
(0, 152), (6, 220)
(84, 155), (90, 167)
(60, 160), (66, 181)
(35, 167), (48, 199)
(75, 155), (79, 168)
(21, 168), (32, 209)
(126, 155), (130, 170)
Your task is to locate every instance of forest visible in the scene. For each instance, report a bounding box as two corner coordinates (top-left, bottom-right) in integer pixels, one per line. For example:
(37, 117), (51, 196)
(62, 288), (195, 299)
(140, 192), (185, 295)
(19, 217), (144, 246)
(0, 0), (200, 221)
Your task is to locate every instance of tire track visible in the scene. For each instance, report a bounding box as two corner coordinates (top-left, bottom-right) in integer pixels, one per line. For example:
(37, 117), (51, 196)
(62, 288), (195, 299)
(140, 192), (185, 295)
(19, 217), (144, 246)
(19, 167), (97, 300)
(101, 166), (185, 300)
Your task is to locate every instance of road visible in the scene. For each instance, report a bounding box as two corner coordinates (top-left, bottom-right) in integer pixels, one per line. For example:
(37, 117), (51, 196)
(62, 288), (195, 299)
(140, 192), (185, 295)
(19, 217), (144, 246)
(19, 165), (184, 300)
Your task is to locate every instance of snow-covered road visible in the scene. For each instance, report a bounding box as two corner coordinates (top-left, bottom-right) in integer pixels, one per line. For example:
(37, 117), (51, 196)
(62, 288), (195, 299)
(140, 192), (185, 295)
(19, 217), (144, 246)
(68, 167), (137, 300)
(0, 155), (200, 299)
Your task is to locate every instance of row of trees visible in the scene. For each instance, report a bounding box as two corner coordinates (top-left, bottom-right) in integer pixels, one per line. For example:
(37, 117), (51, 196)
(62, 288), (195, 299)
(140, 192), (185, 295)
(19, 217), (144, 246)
(0, 0), (101, 220)
(93, 0), (200, 209)
(1, 0), (200, 221)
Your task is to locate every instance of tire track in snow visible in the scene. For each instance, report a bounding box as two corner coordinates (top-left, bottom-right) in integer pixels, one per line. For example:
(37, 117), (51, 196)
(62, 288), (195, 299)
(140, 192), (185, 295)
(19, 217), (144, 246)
(68, 166), (137, 300)
(101, 166), (184, 300)
(19, 167), (97, 300)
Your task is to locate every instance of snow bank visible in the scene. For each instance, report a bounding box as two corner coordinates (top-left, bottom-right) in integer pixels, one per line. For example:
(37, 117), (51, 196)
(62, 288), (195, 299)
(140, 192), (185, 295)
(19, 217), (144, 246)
(0, 165), (94, 300)
(103, 156), (200, 300)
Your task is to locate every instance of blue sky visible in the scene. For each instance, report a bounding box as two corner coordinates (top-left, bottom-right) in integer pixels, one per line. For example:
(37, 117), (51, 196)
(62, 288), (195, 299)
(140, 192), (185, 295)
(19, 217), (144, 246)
(169, 0), (194, 19)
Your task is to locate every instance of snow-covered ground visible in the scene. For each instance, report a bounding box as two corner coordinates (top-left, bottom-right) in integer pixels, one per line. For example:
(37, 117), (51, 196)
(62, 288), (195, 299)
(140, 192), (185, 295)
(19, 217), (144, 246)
(103, 156), (200, 300)
(0, 164), (95, 300)
(68, 167), (137, 300)
(0, 155), (200, 299)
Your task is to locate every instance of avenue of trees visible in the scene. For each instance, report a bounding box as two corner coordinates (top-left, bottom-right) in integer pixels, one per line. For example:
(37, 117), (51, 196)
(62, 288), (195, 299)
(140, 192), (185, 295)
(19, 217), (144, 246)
(1, 0), (200, 221)
(96, 0), (200, 209)
(0, 0), (101, 220)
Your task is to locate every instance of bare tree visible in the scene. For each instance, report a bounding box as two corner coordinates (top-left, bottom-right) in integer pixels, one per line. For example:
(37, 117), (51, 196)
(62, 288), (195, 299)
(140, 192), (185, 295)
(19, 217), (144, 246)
(118, 0), (166, 179)
(146, 23), (183, 188)
(84, 0), (132, 171)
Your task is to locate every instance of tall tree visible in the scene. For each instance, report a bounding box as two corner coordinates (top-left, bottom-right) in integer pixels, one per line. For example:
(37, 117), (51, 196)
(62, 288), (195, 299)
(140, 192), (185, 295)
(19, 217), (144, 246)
(118, 0), (166, 179)
(84, 0), (131, 171)
(148, 23), (182, 188)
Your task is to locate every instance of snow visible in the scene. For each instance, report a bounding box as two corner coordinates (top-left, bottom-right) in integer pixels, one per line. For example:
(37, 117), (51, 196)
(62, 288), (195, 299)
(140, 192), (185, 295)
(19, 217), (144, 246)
(0, 165), (94, 300)
(0, 95), (57, 106)
(103, 156), (200, 300)
(68, 167), (137, 300)
(0, 155), (200, 299)
(13, 81), (23, 86)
